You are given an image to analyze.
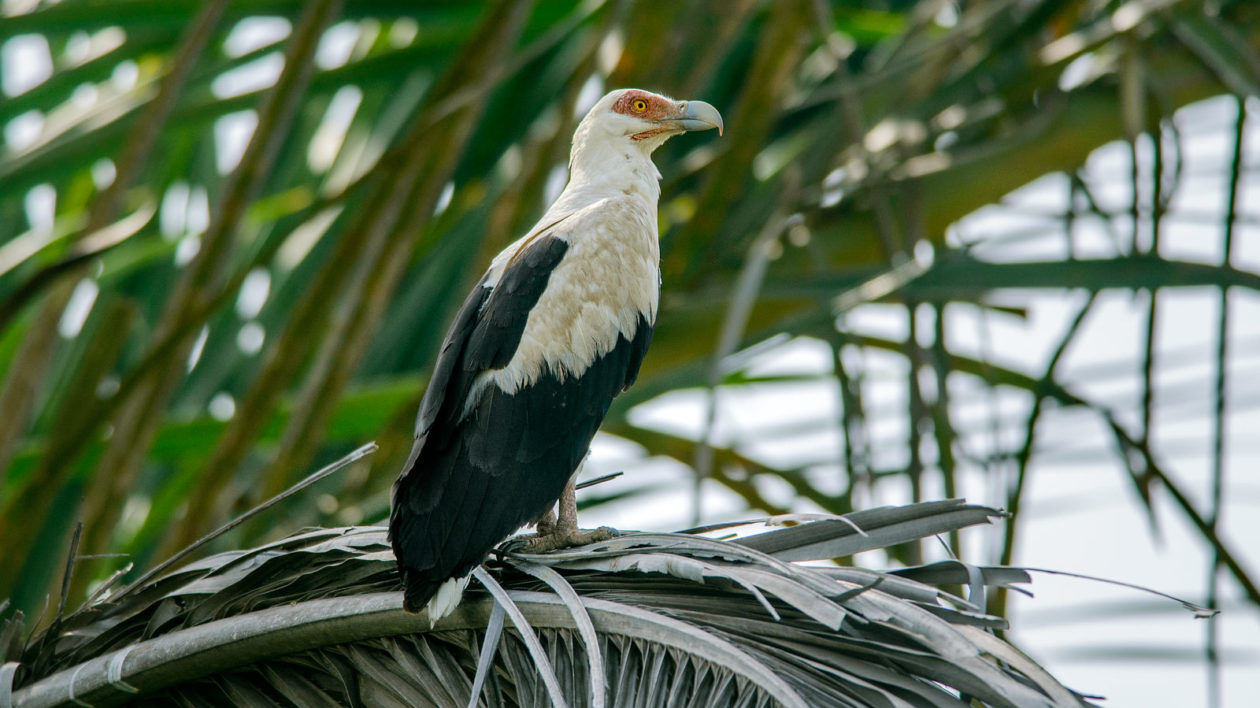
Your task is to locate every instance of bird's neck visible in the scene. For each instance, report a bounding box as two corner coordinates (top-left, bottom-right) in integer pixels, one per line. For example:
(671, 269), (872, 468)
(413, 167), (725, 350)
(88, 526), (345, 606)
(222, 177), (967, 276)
(556, 139), (662, 213)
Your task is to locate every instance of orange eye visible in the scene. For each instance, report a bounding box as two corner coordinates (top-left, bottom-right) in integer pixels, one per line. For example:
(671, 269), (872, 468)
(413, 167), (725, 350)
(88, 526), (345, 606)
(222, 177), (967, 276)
(631, 99), (648, 112)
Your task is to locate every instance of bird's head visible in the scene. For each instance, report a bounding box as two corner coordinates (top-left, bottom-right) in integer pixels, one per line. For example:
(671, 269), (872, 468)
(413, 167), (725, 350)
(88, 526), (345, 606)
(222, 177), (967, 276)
(573, 89), (724, 161)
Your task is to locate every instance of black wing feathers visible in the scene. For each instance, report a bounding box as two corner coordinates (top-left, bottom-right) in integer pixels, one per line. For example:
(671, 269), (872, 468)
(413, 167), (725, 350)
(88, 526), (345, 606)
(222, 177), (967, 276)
(621, 317), (653, 391)
(410, 275), (491, 444)
(398, 237), (568, 474)
(464, 237), (568, 370)
(391, 236), (573, 611)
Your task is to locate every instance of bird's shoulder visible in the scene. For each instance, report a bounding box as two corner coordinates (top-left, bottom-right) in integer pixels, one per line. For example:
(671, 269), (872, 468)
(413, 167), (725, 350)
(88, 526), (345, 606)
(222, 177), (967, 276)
(483, 196), (646, 278)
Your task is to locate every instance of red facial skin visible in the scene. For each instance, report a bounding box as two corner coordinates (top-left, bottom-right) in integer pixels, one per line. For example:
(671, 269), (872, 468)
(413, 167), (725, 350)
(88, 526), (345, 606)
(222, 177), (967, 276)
(611, 91), (678, 140)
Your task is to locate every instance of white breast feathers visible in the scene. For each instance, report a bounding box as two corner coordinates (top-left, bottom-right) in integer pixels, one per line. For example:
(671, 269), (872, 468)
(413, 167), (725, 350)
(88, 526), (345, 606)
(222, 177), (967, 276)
(482, 196), (659, 397)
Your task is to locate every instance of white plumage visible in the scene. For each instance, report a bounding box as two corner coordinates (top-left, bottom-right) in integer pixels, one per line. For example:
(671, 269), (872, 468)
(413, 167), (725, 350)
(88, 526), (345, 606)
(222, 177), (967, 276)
(476, 197), (660, 398)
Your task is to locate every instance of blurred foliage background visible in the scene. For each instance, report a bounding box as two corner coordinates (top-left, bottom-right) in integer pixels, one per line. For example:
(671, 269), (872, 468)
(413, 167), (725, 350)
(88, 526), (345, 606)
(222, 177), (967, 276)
(0, 0), (1257, 701)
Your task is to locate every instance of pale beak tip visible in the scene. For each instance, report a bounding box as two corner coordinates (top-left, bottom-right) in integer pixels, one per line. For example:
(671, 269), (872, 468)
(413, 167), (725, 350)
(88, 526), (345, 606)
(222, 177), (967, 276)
(678, 99), (724, 136)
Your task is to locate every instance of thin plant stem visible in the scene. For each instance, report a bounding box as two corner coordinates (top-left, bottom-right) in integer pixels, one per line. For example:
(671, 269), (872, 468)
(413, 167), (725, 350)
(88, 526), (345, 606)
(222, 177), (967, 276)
(1207, 95), (1247, 708)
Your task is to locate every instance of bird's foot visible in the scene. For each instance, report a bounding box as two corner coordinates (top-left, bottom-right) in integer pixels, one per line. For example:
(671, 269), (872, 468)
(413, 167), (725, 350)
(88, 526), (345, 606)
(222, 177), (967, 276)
(522, 525), (618, 553)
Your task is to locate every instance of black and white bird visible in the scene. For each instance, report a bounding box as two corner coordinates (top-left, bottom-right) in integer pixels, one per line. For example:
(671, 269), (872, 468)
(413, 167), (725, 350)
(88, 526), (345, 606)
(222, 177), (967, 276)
(389, 89), (723, 619)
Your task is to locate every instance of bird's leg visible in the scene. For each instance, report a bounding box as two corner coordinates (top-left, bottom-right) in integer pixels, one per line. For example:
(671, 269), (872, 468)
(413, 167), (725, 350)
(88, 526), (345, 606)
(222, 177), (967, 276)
(556, 476), (580, 531)
(533, 506), (556, 536)
(524, 473), (616, 553)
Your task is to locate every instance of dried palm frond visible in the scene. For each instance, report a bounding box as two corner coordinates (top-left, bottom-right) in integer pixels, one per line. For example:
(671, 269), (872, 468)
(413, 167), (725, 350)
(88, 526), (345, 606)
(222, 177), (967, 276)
(6, 499), (1093, 708)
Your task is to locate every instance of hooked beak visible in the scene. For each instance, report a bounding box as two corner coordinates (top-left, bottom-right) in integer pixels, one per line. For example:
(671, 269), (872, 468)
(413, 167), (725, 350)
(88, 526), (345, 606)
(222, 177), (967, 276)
(667, 100), (724, 136)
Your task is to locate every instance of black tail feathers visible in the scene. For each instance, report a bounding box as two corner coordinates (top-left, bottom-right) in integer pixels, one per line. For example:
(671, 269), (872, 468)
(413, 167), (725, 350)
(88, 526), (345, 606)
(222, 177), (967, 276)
(401, 568), (442, 614)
